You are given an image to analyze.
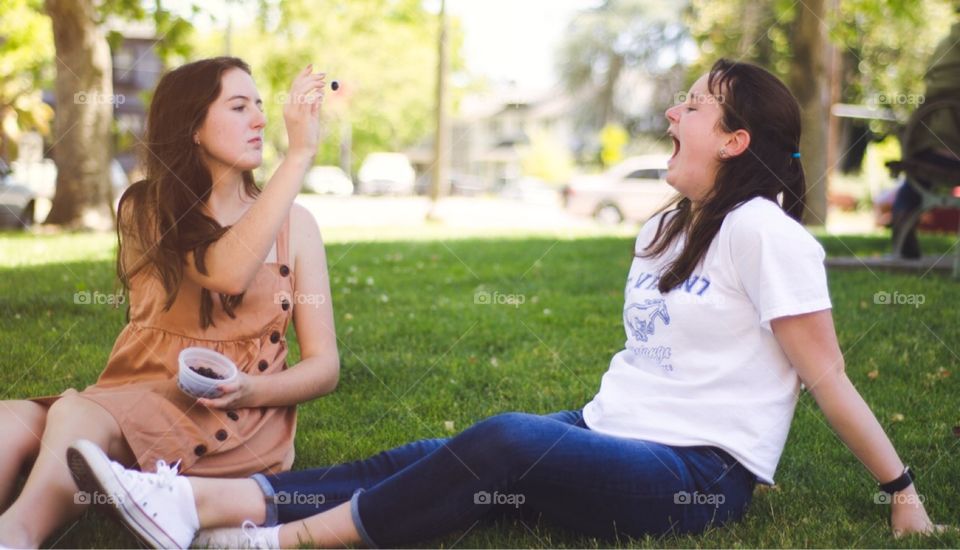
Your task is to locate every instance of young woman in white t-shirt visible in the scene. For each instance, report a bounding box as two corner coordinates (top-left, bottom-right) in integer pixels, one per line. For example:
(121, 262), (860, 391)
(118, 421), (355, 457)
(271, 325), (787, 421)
(65, 59), (948, 548)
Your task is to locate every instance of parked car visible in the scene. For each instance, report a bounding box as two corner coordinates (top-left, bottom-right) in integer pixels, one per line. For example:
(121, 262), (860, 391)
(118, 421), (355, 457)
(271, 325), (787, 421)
(356, 152), (416, 195)
(562, 155), (676, 224)
(12, 157), (129, 210)
(304, 165), (354, 195)
(0, 159), (36, 229)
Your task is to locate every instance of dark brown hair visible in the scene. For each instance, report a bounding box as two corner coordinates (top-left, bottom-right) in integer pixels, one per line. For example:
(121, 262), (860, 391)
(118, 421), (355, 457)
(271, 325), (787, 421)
(116, 57), (261, 328)
(641, 59), (805, 293)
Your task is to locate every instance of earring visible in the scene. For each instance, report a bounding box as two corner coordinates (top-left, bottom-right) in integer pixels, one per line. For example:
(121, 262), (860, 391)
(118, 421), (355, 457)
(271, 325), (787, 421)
(719, 148), (727, 159)
(194, 136), (200, 145)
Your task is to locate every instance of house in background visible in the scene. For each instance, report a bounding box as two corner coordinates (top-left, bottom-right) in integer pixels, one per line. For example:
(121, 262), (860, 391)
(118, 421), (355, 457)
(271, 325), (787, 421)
(406, 70), (668, 195)
(407, 84), (579, 194)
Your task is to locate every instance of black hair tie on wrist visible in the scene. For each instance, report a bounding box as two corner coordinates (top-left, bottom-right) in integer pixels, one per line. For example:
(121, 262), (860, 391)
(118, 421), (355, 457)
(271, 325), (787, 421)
(879, 466), (915, 495)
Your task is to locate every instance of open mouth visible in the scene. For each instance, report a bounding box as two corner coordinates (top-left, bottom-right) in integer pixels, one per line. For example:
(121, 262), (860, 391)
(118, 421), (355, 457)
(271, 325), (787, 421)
(668, 131), (680, 162)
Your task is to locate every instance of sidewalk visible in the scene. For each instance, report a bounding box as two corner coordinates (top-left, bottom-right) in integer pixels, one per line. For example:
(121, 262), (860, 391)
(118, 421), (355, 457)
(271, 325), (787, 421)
(293, 194), (640, 242)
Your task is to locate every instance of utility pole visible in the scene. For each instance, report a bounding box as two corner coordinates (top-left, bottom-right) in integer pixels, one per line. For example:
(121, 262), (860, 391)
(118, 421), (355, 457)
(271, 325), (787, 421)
(427, 0), (449, 220)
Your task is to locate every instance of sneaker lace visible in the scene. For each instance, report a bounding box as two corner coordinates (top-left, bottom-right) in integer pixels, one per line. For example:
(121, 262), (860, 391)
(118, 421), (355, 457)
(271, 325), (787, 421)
(241, 520), (269, 548)
(113, 459), (182, 492)
(152, 460), (182, 490)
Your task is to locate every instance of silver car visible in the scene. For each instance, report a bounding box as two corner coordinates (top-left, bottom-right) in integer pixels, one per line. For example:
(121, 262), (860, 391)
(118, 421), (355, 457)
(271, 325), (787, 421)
(0, 160), (36, 229)
(562, 155), (677, 224)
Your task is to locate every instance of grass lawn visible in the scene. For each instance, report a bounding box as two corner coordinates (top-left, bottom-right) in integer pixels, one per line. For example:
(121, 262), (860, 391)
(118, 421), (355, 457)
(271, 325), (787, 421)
(0, 228), (958, 548)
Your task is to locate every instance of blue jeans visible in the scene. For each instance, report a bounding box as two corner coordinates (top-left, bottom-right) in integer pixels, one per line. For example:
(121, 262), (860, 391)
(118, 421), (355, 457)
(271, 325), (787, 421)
(252, 411), (756, 546)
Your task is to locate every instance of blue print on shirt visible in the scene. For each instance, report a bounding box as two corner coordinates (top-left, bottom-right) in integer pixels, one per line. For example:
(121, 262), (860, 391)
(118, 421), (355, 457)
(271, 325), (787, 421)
(624, 299), (670, 343)
(624, 271), (714, 374)
(632, 271), (711, 295)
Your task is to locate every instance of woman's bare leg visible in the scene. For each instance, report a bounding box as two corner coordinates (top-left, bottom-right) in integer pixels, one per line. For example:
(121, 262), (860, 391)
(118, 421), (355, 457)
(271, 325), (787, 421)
(187, 477), (359, 548)
(0, 394), (133, 548)
(0, 400), (47, 510)
(278, 502), (361, 548)
(189, 477), (269, 527)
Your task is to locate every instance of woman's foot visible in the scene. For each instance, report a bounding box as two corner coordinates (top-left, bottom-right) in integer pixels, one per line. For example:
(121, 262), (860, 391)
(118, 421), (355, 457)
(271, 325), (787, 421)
(193, 520), (281, 549)
(67, 439), (199, 549)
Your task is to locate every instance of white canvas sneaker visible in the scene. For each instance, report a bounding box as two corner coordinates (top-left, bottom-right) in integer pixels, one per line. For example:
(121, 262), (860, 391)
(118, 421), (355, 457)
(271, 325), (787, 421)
(68, 439), (200, 549)
(192, 520), (281, 549)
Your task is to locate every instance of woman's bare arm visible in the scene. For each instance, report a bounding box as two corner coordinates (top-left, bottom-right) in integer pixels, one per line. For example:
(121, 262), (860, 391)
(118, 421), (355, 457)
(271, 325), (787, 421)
(197, 204), (339, 408)
(771, 310), (940, 537)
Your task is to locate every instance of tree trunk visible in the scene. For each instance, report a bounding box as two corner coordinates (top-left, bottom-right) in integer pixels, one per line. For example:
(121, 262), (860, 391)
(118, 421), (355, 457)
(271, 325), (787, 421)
(788, 0), (829, 226)
(43, 0), (115, 230)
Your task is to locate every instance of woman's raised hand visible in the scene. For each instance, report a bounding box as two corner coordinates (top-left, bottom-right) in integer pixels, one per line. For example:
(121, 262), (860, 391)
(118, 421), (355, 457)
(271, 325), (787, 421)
(283, 64), (326, 159)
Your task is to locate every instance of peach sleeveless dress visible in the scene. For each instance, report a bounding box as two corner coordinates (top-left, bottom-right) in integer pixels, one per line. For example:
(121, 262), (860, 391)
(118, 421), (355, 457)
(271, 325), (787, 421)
(36, 215), (298, 476)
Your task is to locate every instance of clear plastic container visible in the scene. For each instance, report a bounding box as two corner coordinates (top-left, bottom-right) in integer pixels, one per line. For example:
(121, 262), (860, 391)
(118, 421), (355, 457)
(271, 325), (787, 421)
(177, 347), (239, 399)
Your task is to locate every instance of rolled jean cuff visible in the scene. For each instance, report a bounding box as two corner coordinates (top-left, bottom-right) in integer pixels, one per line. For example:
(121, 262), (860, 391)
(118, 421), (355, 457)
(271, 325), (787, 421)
(251, 473), (279, 527)
(350, 488), (378, 548)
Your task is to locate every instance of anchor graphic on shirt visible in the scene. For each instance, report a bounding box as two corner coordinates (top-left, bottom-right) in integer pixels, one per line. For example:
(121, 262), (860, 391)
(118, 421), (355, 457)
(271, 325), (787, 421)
(624, 299), (671, 342)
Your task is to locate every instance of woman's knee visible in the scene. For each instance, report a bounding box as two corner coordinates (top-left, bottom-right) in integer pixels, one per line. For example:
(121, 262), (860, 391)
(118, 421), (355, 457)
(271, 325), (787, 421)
(45, 394), (90, 425)
(46, 395), (117, 438)
(464, 412), (546, 459)
(44, 395), (132, 463)
(0, 400), (47, 461)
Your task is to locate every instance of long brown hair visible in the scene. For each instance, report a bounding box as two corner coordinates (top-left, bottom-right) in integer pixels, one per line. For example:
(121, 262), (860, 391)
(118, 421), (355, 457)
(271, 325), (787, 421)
(116, 57), (261, 328)
(641, 59), (805, 293)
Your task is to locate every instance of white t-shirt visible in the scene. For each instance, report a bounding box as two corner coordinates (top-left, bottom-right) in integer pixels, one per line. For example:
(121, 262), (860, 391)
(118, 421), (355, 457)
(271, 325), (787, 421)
(582, 197), (832, 484)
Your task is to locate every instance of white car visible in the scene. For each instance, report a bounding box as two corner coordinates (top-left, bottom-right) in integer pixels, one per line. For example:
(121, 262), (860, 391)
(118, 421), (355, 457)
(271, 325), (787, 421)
(12, 157), (129, 211)
(304, 165), (353, 195)
(562, 155), (677, 224)
(357, 152), (416, 195)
